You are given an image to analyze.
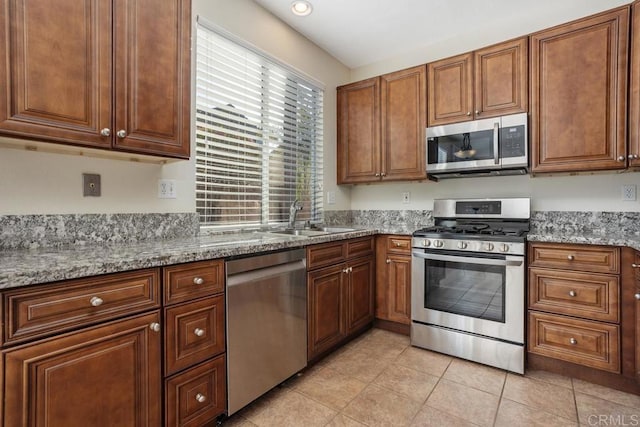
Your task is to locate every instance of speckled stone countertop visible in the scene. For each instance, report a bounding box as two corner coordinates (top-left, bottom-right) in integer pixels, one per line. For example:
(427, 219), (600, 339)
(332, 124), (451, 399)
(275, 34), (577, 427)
(527, 232), (640, 251)
(0, 228), (382, 290)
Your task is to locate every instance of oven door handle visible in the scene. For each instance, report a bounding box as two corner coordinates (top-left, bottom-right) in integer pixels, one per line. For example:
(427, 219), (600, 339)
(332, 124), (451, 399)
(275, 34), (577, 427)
(411, 251), (523, 267)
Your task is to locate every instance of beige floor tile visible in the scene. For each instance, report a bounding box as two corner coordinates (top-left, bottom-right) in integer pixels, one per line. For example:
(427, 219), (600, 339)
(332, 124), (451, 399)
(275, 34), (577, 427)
(410, 405), (480, 427)
(294, 366), (367, 410)
(524, 369), (573, 389)
(494, 398), (578, 427)
(325, 414), (366, 427)
(323, 346), (391, 383)
(374, 364), (439, 403)
(241, 389), (336, 427)
(223, 414), (259, 427)
(442, 358), (506, 396)
(572, 378), (640, 409)
(425, 379), (500, 427)
(575, 392), (640, 426)
(395, 346), (452, 377)
(502, 374), (577, 421)
(342, 384), (422, 427)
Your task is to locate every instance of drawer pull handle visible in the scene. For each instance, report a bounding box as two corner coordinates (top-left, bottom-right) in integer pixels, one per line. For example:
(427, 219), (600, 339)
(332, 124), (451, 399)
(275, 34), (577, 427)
(632, 264), (639, 268)
(90, 296), (103, 307)
(395, 242), (402, 247)
(569, 338), (577, 345)
(568, 290), (577, 297)
(193, 277), (204, 285)
(195, 393), (206, 403)
(194, 328), (205, 337)
(149, 322), (161, 332)
(635, 293), (640, 300)
(567, 255), (574, 261)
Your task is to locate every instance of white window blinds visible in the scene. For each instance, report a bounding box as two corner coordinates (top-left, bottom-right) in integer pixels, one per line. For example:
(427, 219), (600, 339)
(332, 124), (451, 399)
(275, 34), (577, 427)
(195, 22), (324, 227)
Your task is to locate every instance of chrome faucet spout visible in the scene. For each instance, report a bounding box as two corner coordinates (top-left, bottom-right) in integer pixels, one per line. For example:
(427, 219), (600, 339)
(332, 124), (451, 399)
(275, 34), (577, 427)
(288, 199), (303, 229)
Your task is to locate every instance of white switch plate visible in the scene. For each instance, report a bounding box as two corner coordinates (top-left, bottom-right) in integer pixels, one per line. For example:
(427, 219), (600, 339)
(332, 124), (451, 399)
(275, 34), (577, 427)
(402, 192), (410, 204)
(158, 179), (177, 199)
(622, 184), (637, 201)
(327, 191), (336, 205)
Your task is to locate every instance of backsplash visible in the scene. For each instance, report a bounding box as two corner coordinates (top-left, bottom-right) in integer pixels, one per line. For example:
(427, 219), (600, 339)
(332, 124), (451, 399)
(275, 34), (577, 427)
(0, 213), (199, 250)
(325, 209), (433, 231)
(530, 211), (640, 236)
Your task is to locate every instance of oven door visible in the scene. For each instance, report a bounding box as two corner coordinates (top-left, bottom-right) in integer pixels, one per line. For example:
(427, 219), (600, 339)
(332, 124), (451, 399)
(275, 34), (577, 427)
(411, 249), (524, 344)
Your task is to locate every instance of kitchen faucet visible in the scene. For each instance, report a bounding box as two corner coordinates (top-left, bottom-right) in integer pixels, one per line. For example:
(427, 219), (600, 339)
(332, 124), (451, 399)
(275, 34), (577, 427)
(288, 199), (303, 229)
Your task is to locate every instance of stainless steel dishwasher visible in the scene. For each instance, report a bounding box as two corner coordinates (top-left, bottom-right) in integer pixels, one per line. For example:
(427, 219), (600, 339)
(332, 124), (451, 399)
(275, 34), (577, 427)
(226, 249), (307, 415)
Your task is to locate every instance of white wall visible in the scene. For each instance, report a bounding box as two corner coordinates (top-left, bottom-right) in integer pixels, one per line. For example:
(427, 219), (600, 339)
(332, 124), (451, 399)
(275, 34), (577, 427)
(0, 0), (351, 215)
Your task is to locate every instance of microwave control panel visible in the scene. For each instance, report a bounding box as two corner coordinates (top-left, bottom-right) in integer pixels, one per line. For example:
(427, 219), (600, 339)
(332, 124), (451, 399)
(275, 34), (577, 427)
(500, 125), (526, 158)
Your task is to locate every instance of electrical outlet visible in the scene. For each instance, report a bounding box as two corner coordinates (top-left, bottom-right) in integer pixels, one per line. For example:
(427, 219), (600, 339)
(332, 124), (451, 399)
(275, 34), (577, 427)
(327, 191), (336, 205)
(158, 179), (177, 199)
(622, 184), (637, 201)
(82, 173), (101, 197)
(402, 192), (410, 204)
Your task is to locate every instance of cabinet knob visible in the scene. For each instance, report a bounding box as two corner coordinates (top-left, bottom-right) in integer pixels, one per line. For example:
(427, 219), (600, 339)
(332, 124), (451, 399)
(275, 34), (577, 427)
(475, 110), (480, 115)
(631, 263), (639, 268)
(195, 393), (206, 403)
(466, 112), (471, 116)
(381, 172), (386, 177)
(348, 267), (353, 273)
(100, 128), (111, 137)
(569, 338), (577, 345)
(567, 255), (574, 261)
(194, 328), (205, 337)
(568, 290), (577, 297)
(635, 293), (640, 300)
(342, 268), (349, 274)
(117, 129), (127, 138)
(395, 242), (401, 247)
(193, 276), (204, 285)
(90, 296), (103, 307)
(617, 156), (626, 162)
(386, 258), (391, 264)
(375, 173), (381, 177)
(149, 322), (161, 332)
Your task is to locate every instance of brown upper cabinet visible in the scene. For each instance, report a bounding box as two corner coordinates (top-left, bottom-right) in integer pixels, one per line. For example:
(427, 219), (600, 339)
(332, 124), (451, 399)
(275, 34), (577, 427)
(338, 65), (426, 184)
(629, 1), (640, 167)
(0, 0), (191, 159)
(427, 38), (528, 126)
(530, 7), (629, 173)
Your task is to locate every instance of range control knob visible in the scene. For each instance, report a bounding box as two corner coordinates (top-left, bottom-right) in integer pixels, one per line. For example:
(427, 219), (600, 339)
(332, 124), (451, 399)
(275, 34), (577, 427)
(484, 243), (494, 251)
(434, 240), (444, 248)
(499, 243), (510, 253)
(457, 241), (467, 250)
(422, 239), (431, 247)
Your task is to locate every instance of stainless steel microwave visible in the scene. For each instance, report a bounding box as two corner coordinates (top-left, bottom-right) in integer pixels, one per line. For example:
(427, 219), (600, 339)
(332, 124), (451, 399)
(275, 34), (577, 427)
(426, 113), (528, 180)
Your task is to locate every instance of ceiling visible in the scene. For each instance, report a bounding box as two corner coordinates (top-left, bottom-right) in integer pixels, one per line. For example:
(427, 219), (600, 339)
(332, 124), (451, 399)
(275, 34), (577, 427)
(253, 0), (633, 69)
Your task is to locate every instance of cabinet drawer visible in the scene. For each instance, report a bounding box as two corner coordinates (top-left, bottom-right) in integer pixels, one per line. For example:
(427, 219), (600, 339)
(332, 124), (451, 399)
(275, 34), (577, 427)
(529, 268), (619, 322)
(163, 260), (224, 306)
(347, 237), (375, 259)
(529, 243), (619, 274)
(165, 296), (225, 376)
(3, 269), (160, 345)
(528, 311), (620, 373)
(307, 242), (345, 270)
(165, 355), (226, 427)
(386, 236), (411, 254)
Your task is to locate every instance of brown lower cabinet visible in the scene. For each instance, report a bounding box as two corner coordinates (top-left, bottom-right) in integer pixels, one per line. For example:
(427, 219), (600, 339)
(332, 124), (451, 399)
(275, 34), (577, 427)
(307, 237), (375, 361)
(375, 235), (412, 334)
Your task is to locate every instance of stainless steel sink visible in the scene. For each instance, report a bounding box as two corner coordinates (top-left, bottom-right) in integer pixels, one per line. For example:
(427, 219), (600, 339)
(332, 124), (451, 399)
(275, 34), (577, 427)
(314, 227), (358, 233)
(269, 229), (329, 236)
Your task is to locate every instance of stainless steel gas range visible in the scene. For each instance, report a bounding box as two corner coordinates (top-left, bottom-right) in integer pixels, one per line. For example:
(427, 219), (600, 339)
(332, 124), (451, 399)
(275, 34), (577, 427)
(411, 198), (530, 374)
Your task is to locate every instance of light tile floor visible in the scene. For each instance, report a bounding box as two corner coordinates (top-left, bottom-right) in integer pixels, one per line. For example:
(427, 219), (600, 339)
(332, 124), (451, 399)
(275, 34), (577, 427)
(224, 328), (640, 427)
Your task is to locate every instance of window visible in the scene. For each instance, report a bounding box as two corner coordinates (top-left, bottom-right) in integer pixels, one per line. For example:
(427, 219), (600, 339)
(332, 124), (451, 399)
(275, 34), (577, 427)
(195, 21), (324, 228)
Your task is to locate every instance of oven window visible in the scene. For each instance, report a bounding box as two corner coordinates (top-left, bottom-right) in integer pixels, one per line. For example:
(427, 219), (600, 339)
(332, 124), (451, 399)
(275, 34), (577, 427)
(424, 258), (505, 323)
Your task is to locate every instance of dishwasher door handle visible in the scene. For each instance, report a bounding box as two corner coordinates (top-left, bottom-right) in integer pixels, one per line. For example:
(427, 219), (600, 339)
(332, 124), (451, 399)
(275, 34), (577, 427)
(227, 259), (306, 287)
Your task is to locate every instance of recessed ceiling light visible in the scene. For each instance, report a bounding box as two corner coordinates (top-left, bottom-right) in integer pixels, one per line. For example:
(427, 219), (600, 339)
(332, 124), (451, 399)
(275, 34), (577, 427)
(291, 1), (313, 16)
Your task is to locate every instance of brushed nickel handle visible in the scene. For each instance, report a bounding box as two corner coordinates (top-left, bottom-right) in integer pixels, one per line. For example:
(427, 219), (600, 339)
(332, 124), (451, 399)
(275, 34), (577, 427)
(567, 255), (574, 260)
(386, 258), (391, 264)
(194, 328), (205, 337)
(466, 112), (471, 116)
(193, 276), (204, 285)
(117, 129), (127, 138)
(569, 338), (577, 345)
(617, 156), (625, 162)
(475, 110), (480, 115)
(342, 268), (349, 274)
(568, 290), (577, 297)
(195, 393), (206, 403)
(90, 296), (103, 307)
(395, 242), (402, 247)
(634, 293), (640, 300)
(100, 128), (111, 137)
(149, 322), (161, 332)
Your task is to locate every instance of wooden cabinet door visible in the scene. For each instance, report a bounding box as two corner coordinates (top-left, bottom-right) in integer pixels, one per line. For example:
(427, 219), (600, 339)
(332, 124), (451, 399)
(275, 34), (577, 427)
(337, 77), (381, 183)
(3, 312), (162, 427)
(386, 254), (412, 325)
(629, 2), (640, 167)
(636, 283), (640, 381)
(0, 0), (112, 148)
(427, 53), (473, 126)
(307, 265), (346, 359)
(346, 257), (375, 334)
(530, 7), (629, 173)
(112, 0), (191, 158)
(380, 66), (426, 181)
(474, 38), (528, 119)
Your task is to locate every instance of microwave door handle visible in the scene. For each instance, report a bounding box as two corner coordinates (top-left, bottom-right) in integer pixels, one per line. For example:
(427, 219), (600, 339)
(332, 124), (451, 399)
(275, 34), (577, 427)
(411, 251), (523, 267)
(493, 122), (500, 165)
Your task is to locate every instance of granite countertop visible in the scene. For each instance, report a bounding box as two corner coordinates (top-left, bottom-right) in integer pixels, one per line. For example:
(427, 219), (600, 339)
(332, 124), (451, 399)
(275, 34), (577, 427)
(527, 231), (640, 251)
(0, 228), (380, 290)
